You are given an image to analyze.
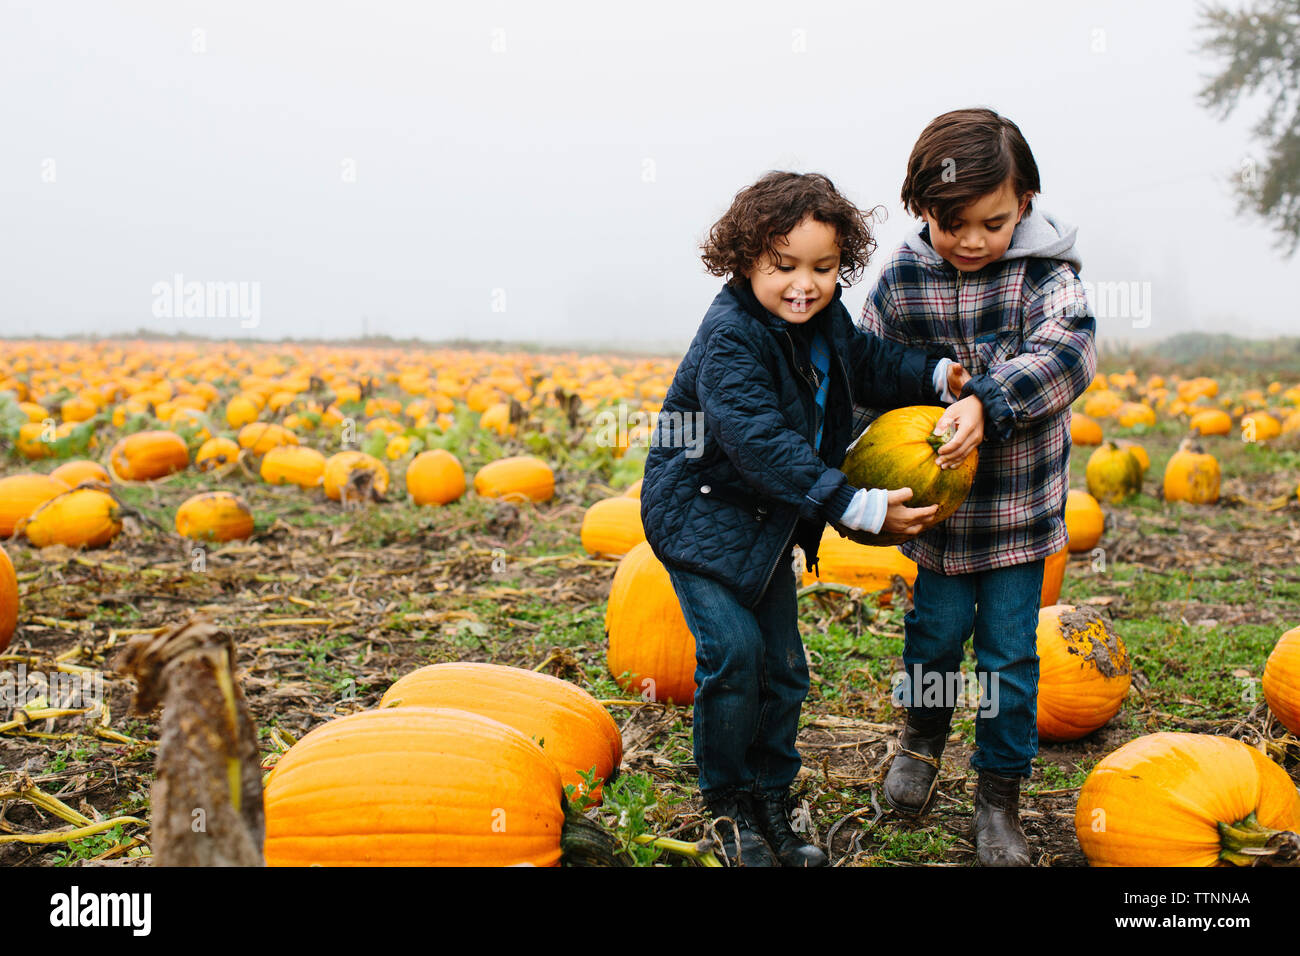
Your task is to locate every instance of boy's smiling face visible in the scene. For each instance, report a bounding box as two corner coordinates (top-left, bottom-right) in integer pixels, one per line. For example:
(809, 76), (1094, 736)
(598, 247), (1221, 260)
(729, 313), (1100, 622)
(922, 178), (1031, 272)
(745, 215), (840, 324)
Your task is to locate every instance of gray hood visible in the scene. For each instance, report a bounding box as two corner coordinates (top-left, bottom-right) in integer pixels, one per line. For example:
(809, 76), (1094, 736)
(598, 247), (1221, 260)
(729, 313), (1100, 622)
(904, 204), (1083, 272)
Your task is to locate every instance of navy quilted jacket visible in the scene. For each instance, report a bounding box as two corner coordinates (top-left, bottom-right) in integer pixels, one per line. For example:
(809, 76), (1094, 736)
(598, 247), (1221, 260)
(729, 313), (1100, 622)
(641, 277), (951, 608)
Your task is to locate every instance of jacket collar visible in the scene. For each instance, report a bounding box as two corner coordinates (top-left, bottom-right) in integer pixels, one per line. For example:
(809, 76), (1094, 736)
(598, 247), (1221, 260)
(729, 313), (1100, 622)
(729, 277), (843, 336)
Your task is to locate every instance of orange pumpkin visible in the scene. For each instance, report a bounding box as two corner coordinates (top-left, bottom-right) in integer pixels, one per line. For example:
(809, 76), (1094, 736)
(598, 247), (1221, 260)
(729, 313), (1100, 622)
(16, 422), (54, 459)
(175, 492), (255, 542)
(1064, 490), (1104, 553)
(108, 430), (189, 481)
(0, 474), (72, 537)
(474, 456), (555, 504)
(1262, 626), (1300, 736)
(1075, 733), (1300, 866)
(323, 451), (390, 501)
(1163, 443), (1220, 505)
(1189, 408), (1232, 437)
(195, 436), (241, 472)
(380, 662), (622, 800)
(605, 541), (696, 705)
(0, 545), (17, 653)
(49, 460), (110, 487)
(260, 446), (327, 489)
(624, 478), (643, 499)
(1241, 412), (1281, 442)
(1036, 604), (1131, 742)
(580, 497), (646, 558)
(801, 526), (917, 595)
(405, 450), (466, 505)
(1113, 439), (1149, 476)
(18, 488), (122, 549)
(1040, 543), (1068, 607)
(263, 707), (569, 866)
(1069, 412), (1103, 446)
(237, 422), (298, 456)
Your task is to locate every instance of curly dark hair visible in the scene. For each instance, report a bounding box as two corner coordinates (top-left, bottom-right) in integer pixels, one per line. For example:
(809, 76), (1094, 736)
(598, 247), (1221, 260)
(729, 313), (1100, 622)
(700, 171), (880, 287)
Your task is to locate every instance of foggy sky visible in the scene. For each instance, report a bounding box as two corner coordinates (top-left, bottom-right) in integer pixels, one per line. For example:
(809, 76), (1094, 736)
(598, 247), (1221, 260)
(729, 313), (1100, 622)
(0, 0), (1292, 354)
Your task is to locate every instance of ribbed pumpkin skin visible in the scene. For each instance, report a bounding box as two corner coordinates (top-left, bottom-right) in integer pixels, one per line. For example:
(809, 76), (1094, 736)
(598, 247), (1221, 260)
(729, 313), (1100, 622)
(1036, 605), (1131, 742)
(0, 474), (71, 536)
(20, 489), (122, 548)
(580, 497), (646, 558)
(50, 460), (110, 487)
(405, 450), (466, 505)
(1085, 442), (1142, 503)
(1163, 448), (1221, 504)
(263, 707), (565, 867)
(1064, 490), (1104, 553)
(323, 451), (390, 501)
(474, 456), (555, 504)
(175, 492), (255, 542)
(605, 541), (697, 705)
(195, 436), (242, 471)
(237, 422), (298, 456)
(1040, 544), (1068, 607)
(380, 663), (623, 799)
(801, 527), (917, 593)
(108, 430), (189, 481)
(0, 545), (17, 653)
(838, 406), (977, 546)
(1075, 733), (1300, 866)
(260, 446), (326, 488)
(1262, 627), (1300, 736)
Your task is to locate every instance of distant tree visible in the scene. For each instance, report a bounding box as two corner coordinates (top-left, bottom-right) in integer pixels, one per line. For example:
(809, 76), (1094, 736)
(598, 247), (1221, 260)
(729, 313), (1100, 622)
(1196, 0), (1300, 255)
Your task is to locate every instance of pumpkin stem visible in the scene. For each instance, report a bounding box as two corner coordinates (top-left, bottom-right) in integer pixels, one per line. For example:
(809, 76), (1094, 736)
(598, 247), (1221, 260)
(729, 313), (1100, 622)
(559, 800), (632, 867)
(1217, 813), (1300, 866)
(925, 424), (956, 453)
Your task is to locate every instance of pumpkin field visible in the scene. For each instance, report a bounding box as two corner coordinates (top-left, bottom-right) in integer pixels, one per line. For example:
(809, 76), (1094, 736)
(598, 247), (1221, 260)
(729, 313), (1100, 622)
(1, 339), (1299, 867)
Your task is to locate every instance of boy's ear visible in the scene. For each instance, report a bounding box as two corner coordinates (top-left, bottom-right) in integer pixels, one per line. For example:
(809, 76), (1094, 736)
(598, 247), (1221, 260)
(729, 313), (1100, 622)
(1016, 193), (1034, 221)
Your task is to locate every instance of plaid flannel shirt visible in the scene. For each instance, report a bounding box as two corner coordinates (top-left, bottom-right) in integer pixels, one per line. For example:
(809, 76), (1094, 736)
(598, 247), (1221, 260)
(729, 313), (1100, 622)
(852, 235), (1097, 575)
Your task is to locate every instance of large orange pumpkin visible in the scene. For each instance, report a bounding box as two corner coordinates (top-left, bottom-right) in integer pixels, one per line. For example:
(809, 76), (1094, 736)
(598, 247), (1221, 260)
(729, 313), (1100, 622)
(1040, 544), (1068, 607)
(263, 707), (570, 866)
(0, 545), (17, 653)
(1075, 733), (1300, 866)
(18, 488), (122, 549)
(1069, 412), (1103, 446)
(175, 492), (255, 542)
(1163, 443), (1220, 504)
(260, 446), (326, 489)
(605, 541), (697, 705)
(323, 451), (390, 501)
(405, 449), (466, 506)
(580, 496), (646, 558)
(108, 430), (189, 481)
(50, 460), (110, 487)
(474, 456), (555, 504)
(1064, 490), (1104, 553)
(380, 662), (622, 799)
(1262, 626), (1300, 736)
(0, 473), (71, 537)
(801, 526), (917, 595)
(837, 406), (977, 546)
(1189, 408), (1232, 437)
(1036, 604), (1131, 742)
(195, 436), (241, 472)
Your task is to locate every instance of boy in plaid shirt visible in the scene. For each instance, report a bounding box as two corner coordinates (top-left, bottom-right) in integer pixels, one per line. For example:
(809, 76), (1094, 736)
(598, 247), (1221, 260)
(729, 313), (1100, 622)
(853, 108), (1097, 865)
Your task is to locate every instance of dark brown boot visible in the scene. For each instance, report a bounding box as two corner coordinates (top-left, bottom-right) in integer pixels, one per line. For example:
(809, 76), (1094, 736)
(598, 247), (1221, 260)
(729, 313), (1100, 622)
(752, 789), (828, 867)
(883, 708), (953, 815)
(972, 771), (1031, 866)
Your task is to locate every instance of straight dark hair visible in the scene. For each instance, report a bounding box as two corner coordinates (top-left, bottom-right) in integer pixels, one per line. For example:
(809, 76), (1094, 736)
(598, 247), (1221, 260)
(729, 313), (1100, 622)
(900, 108), (1041, 233)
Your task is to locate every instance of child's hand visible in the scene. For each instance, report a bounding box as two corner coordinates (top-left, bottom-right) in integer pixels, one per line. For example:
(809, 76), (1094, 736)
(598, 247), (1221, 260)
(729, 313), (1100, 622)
(880, 488), (940, 537)
(946, 362), (971, 399)
(935, 395), (984, 469)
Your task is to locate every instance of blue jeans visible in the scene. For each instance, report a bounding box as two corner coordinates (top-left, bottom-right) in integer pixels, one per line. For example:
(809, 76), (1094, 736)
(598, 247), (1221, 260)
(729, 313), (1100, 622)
(665, 564), (807, 797)
(894, 560), (1044, 778)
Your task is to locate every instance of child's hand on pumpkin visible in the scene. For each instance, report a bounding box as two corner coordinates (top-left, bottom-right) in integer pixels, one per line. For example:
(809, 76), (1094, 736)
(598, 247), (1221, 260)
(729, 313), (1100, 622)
(880, 487), (940, 537)
(935, 395), (984, 469)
